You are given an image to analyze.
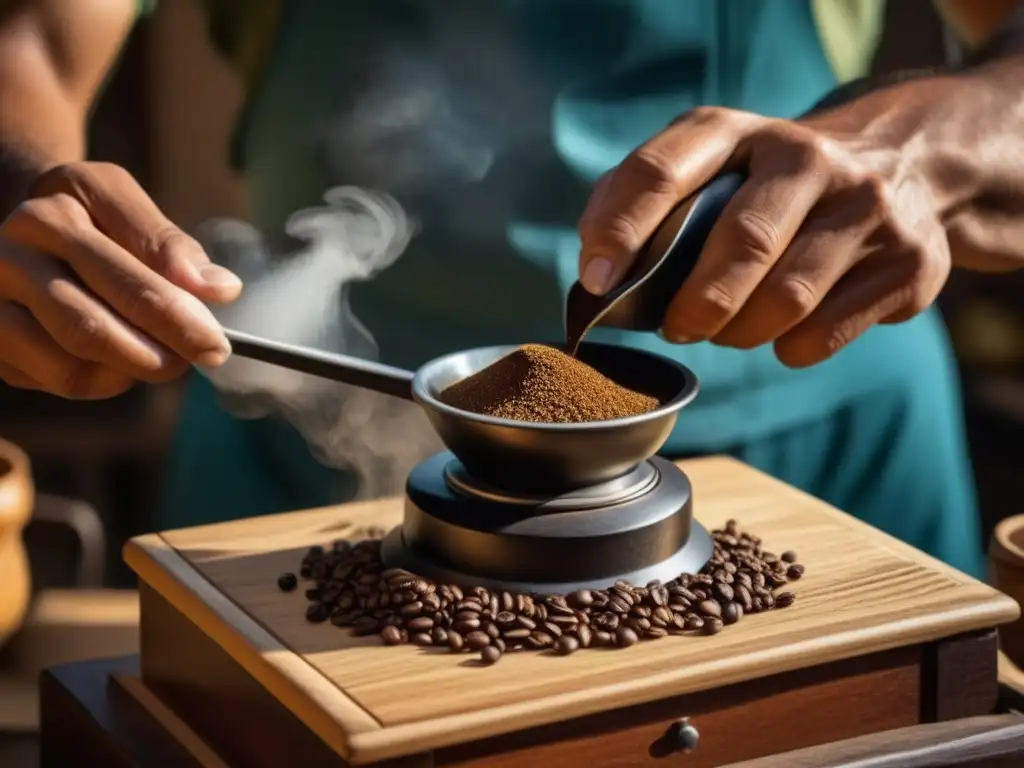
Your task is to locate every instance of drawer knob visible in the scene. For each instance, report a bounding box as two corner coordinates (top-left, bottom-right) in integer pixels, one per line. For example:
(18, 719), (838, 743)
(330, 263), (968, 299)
(668, 718), (700, 753)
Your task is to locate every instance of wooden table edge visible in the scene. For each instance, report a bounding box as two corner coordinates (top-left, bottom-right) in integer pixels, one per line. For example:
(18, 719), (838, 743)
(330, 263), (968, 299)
(126, 529), (1021, 764)
(123, 534), (382, 763)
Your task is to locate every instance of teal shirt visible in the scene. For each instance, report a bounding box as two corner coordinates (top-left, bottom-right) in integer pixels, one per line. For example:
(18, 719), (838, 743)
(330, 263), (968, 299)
(159, 0), (983, 578)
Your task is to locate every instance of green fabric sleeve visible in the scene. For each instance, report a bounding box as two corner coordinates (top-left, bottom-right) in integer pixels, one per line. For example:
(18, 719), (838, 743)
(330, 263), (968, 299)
(136, 0), (157, 17)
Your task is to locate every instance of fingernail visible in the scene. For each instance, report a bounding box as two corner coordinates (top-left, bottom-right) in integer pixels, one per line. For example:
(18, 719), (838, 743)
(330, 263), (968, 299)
(196, 338), (232, 368)
(580, 257), (615, 295)
(659, 327), (691, 344)
(199, 264), (242, 289)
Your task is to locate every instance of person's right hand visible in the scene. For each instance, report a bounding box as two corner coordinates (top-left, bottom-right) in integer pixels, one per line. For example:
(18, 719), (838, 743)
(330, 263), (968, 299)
(0, 162), (242, 399)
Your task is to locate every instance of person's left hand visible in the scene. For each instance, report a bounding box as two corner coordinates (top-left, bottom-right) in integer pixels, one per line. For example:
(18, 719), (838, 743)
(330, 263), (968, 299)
(577, 95), (955, 368)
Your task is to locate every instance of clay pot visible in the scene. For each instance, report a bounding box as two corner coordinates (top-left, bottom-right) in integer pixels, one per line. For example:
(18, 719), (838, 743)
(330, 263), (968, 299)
(990, 515), (1024, 667)
(0, 439), (33, 648)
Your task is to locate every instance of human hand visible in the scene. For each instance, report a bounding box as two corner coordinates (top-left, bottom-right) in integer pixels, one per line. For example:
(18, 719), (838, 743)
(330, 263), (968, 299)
(577, 96), (953, 368)
(0, 162), (242, 398)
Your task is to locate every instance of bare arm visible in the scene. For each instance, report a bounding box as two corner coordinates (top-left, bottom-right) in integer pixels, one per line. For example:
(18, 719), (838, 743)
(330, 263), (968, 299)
(0, 0), (137, 213)
(0, 0), (242, 400)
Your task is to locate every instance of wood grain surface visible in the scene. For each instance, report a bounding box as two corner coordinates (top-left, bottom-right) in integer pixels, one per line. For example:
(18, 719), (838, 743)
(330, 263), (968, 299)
(124, 456), (1020, 764)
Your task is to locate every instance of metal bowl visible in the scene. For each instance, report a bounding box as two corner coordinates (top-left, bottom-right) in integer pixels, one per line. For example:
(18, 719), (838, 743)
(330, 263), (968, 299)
(412, 342), (699, 494)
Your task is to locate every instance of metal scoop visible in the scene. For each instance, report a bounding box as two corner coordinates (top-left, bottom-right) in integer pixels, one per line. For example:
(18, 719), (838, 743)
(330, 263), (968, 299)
(565, 172), (745, 354)
(223, 329), (699, 493)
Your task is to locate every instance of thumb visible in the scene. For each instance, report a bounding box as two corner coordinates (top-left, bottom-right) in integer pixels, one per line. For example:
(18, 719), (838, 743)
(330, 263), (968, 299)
(32, 163), (243, 304)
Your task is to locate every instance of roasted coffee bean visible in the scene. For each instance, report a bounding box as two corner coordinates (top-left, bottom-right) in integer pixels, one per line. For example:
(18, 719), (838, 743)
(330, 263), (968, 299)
(576, 624), (593, 648)
(616, 626), (639, 648)
(568, 589), (594, 608)
(454, 618), (481, 633)
(380, 625), (403, 645)
(608, 596), (631, 614)
(400, 602), (424, 618)
(291, 522), (800, 666)
(278, 573), (298, 592)
(480, 646), (502, 665)
(542, 621), (563, 638)
(305, 602), (330, 623)
(713, 582), (735, 603)
(515, 615), (537, 631)
(775, 592), (796, 608)
(351, 617), (380, 636)
(698, 600), (722, 619)
(465, 631), (491, 650)
(722, 602), (743, 625)
(703, 617), (724, 635)
(555, 636), (580, 655)
(528, 631), (554, 648)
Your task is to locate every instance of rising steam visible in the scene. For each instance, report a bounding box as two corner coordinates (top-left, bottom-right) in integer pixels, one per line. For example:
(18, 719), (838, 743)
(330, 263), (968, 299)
(197, 187), (442, 499)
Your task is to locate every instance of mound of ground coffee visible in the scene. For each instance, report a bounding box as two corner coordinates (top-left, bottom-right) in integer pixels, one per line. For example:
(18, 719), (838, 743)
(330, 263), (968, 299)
(439, 344), (659, 423)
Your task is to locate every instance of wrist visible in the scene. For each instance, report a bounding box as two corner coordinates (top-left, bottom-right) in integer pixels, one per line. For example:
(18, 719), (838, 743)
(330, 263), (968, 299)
(0, 140), (67, 218)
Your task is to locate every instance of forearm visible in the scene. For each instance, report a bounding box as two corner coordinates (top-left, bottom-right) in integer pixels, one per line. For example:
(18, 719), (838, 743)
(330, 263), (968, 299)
(0, 0), (136, 216)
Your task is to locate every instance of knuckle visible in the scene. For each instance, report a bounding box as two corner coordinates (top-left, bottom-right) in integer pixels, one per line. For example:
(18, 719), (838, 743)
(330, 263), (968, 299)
(594, 214), (645, 253)
(681, 105), (730, 127)
(854, 174), (892, 213)
(621, 148), (681, 196)
(771, 275), (819, 320)
(147, 226), (201, 264)
(60, 310), (110, 360)
(683, 282), (737, 333)
(731, 208), (783, 263)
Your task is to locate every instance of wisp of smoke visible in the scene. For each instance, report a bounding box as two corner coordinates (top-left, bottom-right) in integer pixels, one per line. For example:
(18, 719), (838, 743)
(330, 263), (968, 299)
(196, 187), (443, 499)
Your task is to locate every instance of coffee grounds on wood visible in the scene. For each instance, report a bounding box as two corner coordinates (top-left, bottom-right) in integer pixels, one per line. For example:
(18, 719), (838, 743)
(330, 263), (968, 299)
(284, 521), (802, 666)
(439, 344), (659, 423)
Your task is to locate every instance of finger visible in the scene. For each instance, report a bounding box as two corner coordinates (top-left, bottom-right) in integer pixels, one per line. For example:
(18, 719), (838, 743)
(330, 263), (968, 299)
(660, 152), (829, 343)
(0, 241), (189, 382)
(0, 361), (44, 391)
(3, 197), (231, 367)
(710, 209), (875, 350)
(577, 107), (764, 295)
(31, 163), (242, 304)
(773, 256), (939, 368)
(0, 301), (134, 399)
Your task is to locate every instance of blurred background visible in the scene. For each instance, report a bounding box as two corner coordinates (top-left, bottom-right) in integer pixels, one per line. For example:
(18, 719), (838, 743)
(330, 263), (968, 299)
(1, 0), (1024, 762)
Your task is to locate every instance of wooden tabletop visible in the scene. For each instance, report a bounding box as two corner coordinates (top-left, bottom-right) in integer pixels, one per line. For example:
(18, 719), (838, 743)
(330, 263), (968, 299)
(125, 456), (1020, 764)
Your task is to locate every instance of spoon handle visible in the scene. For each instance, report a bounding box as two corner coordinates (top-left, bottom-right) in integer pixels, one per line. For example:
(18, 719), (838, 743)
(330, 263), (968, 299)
(222, 328), (416, 402)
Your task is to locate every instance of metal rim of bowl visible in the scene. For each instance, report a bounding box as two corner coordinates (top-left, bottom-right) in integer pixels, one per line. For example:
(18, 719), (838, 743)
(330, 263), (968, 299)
(410, 342), (700, 432)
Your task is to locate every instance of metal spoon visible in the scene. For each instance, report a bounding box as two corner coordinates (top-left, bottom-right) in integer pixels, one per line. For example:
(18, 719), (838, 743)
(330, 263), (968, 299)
(564, 172), (745, 354)
(219, 328), (699, 493)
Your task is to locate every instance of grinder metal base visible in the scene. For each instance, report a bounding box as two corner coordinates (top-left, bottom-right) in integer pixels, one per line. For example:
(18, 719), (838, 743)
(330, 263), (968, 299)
(381, 452), (713, 593)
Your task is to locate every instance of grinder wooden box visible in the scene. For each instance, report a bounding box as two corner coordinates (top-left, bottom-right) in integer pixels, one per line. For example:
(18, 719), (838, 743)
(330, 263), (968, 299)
(124, 457), (1020, 767)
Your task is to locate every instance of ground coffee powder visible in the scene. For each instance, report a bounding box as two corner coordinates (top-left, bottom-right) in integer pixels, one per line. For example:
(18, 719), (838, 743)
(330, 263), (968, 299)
(439, 344), (659, 423)
(284, 521), (802, 666)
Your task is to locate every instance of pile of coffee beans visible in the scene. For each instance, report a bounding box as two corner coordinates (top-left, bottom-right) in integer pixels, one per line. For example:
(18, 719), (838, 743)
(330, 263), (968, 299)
(439, 343), (659, 423)
(280, 521), (802, 666)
